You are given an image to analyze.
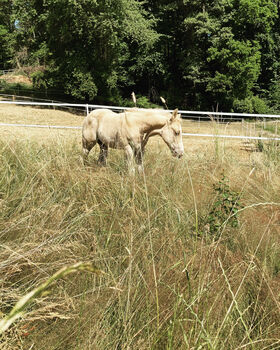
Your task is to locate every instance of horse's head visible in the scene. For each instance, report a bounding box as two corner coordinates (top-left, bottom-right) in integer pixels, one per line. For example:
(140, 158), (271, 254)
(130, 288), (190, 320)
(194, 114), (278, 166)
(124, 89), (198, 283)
(161, 109), (184, 158)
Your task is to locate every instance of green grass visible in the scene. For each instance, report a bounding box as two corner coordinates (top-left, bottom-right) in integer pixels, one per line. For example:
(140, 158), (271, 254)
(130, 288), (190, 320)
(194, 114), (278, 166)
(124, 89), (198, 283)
(0, 79), (34, 96)
(0, 137), (280, 349)
(256, 121), (280, 136)
(0, 79), (68, 102)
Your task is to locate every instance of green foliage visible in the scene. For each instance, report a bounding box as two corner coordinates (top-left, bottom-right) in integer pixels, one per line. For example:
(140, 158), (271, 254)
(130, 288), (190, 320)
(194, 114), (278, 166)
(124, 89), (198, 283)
(267, 79), (280, 113)
(1, 0), (280, 110)
(256, 136), (265, 153)
(204, 174), (242, 239)
(233, 96), (271, 114)
(251, 96), (271, 114)
(255, 138), (280, 164)
(0, 0), (14, 69)
(0, 79), (9, 90)
(8, 0), (160, 102)
(31, 70), (46, 89)
(65, 70), (98, 101)
(207, 39), (261, 100)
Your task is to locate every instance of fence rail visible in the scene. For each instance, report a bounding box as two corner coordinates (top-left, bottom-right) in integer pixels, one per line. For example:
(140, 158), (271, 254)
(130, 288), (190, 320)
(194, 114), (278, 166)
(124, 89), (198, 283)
(1, 100), (280, 119)
(1, 122), (280, 141)
(0, 93), (67, 103)
(0, 123), (82, 130)
(0, 95), (88, 115)
(0, 69), (16, 75)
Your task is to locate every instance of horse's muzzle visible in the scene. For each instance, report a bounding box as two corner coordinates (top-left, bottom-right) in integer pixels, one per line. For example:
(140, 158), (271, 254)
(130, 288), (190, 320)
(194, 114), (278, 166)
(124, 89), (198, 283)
(172, 150), (184, 158)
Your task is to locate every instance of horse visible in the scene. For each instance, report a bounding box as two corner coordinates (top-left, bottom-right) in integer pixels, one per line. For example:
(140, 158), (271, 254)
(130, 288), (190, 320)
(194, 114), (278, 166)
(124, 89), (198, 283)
(82, 108), (184, 172)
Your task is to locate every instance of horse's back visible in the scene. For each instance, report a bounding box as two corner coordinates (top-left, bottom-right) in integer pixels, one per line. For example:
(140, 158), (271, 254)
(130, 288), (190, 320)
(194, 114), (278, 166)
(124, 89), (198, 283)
(83, 109), (115, 129)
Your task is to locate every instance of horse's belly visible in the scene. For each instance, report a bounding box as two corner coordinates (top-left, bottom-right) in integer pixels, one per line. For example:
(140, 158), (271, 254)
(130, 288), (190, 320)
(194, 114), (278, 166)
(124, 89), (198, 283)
(97, 122), (129, 149)
(98, 132), (126, 149)
(108, 138), (126, 149)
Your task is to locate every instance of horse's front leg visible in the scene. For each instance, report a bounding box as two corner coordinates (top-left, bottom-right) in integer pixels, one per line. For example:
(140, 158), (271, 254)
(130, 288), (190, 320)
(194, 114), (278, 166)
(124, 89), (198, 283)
(134, 145), (144, 173)
(97, 141), (108, 166)
(141, 133), (150, 153)
(124, 145), (135, 175)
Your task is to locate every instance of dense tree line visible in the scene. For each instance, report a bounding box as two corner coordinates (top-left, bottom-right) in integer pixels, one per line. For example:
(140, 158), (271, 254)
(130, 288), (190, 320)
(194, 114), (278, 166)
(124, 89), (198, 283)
(1, 0), (280, 112)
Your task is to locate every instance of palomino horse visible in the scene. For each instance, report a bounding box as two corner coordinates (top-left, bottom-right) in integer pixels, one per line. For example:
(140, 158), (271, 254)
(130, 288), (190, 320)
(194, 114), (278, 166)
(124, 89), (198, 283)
(82, 108), (184, 172)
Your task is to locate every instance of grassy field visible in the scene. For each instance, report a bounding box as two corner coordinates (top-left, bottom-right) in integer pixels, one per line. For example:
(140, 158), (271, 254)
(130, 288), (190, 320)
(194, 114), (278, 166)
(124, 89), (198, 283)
(1, 105), (280, 349)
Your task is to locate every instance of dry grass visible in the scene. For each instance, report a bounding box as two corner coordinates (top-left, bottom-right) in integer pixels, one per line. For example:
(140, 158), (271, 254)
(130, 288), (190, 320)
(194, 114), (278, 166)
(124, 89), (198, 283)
(0, 103), (264, 152)
(0, 105), (280, 349)
(0, 104), (82, 126)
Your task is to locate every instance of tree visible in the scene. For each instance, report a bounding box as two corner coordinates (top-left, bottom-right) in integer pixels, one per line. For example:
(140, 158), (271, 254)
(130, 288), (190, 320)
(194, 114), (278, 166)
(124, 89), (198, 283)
(4, 0), (280, 111)
(0, 0), (14, 69)
(11, 0), (160, 101)
(180, 0), (278, 110)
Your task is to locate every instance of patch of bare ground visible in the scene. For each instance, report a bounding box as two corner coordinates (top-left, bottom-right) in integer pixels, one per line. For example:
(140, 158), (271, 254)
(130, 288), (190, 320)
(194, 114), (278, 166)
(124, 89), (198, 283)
(0, 74), (32, 85)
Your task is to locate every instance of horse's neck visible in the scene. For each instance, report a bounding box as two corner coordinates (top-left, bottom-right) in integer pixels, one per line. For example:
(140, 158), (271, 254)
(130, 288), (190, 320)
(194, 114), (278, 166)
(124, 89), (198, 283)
(131, 112), (168, 133)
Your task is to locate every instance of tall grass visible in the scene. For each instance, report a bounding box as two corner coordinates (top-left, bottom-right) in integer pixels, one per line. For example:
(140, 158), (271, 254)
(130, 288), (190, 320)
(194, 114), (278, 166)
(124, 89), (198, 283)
(0, 136), (280, 349)
(0, 262), (101, 335)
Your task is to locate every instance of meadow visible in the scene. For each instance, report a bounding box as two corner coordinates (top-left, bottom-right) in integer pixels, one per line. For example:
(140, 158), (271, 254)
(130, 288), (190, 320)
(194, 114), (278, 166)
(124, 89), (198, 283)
(0, 105), (280, 349)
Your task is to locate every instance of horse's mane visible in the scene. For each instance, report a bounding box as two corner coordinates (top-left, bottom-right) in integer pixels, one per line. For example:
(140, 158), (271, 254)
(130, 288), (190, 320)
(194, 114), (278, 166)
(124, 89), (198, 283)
(124, 108), (170, 115)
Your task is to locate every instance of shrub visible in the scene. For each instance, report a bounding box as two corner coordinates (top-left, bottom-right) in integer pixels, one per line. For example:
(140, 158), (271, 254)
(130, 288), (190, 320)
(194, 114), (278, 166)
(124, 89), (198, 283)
(233, 96), (271, 114)
(31, 70), (47, 89)
(200, 174), (242, 240)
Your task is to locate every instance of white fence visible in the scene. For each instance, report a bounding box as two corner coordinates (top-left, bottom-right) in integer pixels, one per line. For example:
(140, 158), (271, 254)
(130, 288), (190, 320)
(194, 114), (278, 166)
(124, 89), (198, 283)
(1, 99), (280, 141)
(1, 99), (280, 119)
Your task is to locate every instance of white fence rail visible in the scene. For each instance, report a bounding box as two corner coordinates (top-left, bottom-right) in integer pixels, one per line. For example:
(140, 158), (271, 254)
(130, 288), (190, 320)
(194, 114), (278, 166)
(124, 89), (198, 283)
(1, 122), (280, 141)
(0, 94), (88, 115)
(1, 100), (280, 141)
(1, 99), (280, 119)
(0, 123), (82, 130)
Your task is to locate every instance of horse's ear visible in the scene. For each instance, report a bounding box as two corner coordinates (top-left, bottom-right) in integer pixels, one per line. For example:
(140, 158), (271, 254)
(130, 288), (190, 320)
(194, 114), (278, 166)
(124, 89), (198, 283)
(170, 108), (178, 122)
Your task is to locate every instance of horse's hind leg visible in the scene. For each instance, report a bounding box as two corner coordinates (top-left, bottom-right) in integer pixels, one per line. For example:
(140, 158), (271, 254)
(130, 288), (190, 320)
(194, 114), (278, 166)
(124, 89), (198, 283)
(97, 141), (108, 166)
(82, 136), (96, 165)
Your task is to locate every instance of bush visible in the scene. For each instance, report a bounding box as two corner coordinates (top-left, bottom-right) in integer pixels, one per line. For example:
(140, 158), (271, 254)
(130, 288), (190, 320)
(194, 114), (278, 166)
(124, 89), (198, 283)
(267, 80), (280, 113)
(233, 96), (271, 114)
(66, 70), (98, 101)
(31, 70), (47, 89)
(199, 174), (242, 240)
(0, 79), (9, 90)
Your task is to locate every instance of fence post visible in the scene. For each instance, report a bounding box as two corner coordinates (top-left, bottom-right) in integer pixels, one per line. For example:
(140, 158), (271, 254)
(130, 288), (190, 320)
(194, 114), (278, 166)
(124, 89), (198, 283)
(86, 104), (89, 115)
